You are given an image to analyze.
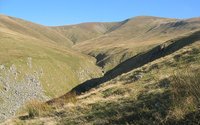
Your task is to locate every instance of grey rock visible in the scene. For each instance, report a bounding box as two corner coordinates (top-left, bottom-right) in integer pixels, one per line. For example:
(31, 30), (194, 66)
(0, 62), (49, 122)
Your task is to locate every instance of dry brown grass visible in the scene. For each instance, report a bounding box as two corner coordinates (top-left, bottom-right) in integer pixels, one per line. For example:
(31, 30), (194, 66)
(24, 100), (53, 118)
(47, 91), (77, 107)
(168, 68), (200, 120)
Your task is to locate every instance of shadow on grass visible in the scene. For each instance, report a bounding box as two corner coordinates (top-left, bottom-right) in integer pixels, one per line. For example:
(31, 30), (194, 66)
(18, 115), (30, 120)
(59, 91), (173, 125)
(104, 91), (171, 125)
(85, 90), (199, 125)
(69, 30), (200, 95)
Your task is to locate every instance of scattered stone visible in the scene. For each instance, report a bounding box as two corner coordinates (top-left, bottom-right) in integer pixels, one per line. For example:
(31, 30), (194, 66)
(0, 63), (49, 122)
(27, 57), (32, 69)
(0, 65), (5, 70)
(134, 73), (143, 80)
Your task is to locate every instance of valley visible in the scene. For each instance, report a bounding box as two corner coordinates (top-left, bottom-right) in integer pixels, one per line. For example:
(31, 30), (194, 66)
(0, 14), (200, 124)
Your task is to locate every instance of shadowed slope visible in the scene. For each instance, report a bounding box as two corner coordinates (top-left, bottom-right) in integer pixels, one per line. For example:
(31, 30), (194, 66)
(56, 30), (200, 96)
(74, 16), (200, 71)
(4, 39), (200, 125)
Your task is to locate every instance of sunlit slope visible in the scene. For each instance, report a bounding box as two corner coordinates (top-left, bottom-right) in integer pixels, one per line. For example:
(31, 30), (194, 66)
(74, 16), (200, 71)
(0, 15), (73, 47)
(0, 18), (102, 98)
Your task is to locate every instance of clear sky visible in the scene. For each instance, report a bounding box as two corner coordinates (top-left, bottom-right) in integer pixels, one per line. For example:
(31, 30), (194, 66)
(0, 0), (199, 26)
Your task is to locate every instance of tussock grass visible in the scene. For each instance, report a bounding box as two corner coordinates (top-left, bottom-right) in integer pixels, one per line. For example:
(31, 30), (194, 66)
(168, 68), (200, 120)
(49, 92), (77, 107)
(24, 100), (53, 118)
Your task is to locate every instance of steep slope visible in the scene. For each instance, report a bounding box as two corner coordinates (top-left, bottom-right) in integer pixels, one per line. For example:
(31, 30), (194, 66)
(0, 15), (102, 121)
(5, 31), (200, 125)
(51, 22), (121, 44)
(74, 16), (200, 71)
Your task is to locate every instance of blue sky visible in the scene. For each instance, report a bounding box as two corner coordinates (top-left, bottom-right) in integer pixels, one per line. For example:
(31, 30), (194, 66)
(0, 0), (199, 26)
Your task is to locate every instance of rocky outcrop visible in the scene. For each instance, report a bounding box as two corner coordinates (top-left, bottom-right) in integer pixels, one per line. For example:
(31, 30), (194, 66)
(0, 58), (49, 122)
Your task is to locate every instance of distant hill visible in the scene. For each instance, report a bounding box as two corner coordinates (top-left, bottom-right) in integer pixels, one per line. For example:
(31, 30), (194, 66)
(51, 22), (121, 43)
(73, 16), (200, 71)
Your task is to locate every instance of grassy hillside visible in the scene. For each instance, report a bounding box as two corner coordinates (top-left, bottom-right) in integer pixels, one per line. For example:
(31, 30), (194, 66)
(74, 16), (200, 72)
(0, 15), (102, 121)
(4, 32), (200, 125)
(58, 30), (200, 95)
(0, 15), (200, 123)
(0, 15), (73, 47)
(0, 15), (102, 97)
